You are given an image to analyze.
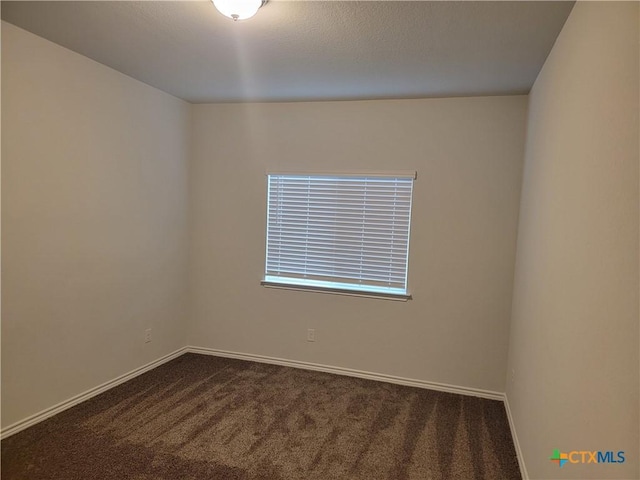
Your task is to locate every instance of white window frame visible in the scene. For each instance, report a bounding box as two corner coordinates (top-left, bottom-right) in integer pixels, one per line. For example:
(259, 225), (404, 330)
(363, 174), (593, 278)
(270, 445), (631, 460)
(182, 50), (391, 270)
(261, 171), (415, 301)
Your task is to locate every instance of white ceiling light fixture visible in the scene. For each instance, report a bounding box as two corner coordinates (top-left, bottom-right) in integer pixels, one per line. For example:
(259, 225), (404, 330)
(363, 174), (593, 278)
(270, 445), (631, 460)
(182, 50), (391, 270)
(212, 0), (266, 21)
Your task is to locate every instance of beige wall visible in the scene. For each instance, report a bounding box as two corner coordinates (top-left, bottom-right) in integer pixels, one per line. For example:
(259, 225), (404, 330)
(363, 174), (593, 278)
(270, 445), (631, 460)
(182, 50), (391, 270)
(506, 3), (639, 479)
(189, 97), (527, 393)
(1, 23), (191, 428)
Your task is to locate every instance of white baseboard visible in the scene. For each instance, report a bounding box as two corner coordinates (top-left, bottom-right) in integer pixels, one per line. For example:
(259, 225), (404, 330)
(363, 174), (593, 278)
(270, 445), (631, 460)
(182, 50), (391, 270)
(0, 347), (188, 440)
(504, 393), (528, 480)
(186, 346), (505, 401)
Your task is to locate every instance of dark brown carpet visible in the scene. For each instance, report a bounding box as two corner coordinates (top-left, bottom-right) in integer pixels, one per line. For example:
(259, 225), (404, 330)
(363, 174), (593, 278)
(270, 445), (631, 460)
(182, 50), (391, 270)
(2, 353), (521, 479)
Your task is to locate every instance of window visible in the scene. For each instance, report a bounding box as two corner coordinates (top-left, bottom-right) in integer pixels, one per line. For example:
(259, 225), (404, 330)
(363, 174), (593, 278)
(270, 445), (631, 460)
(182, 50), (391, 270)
(262, 173), (415, 300)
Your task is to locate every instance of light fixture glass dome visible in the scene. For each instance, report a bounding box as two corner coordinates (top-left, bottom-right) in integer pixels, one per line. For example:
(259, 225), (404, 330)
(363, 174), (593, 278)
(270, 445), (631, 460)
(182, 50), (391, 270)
(212, 0), (264, 21)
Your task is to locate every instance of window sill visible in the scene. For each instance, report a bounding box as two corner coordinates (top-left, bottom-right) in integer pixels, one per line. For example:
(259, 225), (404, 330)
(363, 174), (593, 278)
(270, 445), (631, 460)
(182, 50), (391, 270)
(260, 280), (412, 302)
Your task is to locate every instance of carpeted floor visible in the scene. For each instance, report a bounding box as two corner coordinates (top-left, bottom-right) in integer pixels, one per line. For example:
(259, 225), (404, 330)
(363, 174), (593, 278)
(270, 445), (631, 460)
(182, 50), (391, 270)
(2, 353), (521, 479)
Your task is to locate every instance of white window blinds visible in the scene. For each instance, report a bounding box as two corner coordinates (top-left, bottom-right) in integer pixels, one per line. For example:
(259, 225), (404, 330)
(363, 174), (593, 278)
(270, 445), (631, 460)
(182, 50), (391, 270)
(264, 173), (414, 298)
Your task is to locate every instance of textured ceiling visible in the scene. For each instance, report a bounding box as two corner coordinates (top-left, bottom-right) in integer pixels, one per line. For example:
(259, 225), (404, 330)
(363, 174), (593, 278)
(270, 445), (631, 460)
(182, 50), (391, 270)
(1, 1), (574, 103)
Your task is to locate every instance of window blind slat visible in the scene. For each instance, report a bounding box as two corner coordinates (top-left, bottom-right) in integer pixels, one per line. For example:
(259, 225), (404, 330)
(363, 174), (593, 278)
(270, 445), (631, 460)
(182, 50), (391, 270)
(266, 260), (407, 271)
(269, 233), (409, 242)
(267, 247), (409, 259)
(266, 268), (407, 282)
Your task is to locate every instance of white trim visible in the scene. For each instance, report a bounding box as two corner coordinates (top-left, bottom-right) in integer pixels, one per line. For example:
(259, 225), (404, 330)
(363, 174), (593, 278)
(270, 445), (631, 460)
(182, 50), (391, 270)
(260, 280), (411, 301)
(0, 347), (188, 440)
(266, 170), (417, 180)
(504, 393), (528, 480)
(186, 346), (504, 401)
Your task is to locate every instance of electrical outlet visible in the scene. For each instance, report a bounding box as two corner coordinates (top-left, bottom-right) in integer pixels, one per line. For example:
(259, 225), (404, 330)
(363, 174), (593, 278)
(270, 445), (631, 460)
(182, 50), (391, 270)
(145, 328), (152, 343)
(307, 328), (315, 342)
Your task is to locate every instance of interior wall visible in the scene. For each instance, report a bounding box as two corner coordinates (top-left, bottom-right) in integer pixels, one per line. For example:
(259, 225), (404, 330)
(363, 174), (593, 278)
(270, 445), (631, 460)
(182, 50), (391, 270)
(1, 22), (191, 428)
(189, 96), (527, 393)
(505, 3), (639, 479)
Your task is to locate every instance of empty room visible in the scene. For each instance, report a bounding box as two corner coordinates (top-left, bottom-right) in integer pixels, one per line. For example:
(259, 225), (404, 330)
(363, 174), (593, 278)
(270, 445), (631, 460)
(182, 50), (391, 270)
(1, 1), (638, 479)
